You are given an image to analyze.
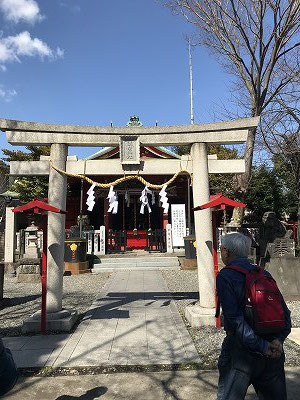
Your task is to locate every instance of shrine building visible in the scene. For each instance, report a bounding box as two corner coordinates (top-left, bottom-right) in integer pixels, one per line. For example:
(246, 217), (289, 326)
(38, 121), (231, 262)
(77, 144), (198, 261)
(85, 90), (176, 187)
(66, 142), (192, 251)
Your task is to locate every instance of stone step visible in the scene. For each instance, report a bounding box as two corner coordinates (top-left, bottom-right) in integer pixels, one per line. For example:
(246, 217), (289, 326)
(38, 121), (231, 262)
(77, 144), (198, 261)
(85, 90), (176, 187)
(91, 256), (180, 272)
(91, 264), (179, 272)
(94, 261), (179, 267)
(92, 261), (179, 268)
(97, 252), (184, 259)
(93, 256), (178, 265)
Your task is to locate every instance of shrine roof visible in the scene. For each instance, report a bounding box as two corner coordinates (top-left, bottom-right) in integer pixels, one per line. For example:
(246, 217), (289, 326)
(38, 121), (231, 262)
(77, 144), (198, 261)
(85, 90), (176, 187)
(193, 193), (246, 211)
(84, 146), (180, 160)
(12, 199), (66, 214)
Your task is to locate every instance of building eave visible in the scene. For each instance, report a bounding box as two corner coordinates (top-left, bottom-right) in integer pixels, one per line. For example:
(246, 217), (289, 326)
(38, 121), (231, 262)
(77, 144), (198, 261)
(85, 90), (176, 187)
(83, 145), (180, 161)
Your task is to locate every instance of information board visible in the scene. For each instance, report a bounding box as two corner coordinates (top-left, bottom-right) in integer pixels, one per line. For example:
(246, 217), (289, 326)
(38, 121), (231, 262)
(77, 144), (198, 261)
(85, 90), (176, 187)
(171, 204), (186, 247)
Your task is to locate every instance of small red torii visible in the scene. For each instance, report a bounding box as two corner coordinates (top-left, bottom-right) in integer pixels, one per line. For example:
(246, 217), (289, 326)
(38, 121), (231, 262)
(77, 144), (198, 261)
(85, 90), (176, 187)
(193, 193), (246, 328)
(13, 199), (66, 334)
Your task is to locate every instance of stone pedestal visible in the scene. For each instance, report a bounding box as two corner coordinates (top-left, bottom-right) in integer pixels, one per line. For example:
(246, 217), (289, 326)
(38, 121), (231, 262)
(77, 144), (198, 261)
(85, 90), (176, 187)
(16, 259), (40, 283)
(22, 309), (78, 333)
(185, 303), (216, 326)
(64, 261), (90, 275)
(181, 259), (197, 270)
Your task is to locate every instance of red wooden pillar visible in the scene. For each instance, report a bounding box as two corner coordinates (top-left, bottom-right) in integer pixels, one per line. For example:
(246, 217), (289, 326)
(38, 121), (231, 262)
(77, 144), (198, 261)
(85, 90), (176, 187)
(212, 211), (220, 328)
(41, 216), (48, 334)
(163, 213), (168, 230)
(104, 196), (111, 230)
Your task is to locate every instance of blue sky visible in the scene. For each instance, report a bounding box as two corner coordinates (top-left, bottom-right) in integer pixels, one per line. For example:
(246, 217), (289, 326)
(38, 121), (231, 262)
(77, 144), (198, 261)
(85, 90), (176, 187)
(0, 0), (233, 159)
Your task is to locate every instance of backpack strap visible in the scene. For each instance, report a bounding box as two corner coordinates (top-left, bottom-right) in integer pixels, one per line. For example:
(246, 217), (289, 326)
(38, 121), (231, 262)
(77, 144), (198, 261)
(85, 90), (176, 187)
(225, 265), (266, 305)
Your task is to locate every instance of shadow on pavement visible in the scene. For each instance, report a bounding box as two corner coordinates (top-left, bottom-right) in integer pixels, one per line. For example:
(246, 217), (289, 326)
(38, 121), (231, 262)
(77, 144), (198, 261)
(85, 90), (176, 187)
(55, 386), (107, 399)
(89, 291), (198, 320)
(0, 294), (41, 309)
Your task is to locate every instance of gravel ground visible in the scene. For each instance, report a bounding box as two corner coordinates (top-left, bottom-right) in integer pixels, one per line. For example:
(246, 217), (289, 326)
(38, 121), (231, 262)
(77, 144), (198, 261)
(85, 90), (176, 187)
(0, 273), (111, 337)
(162, 269), (300, 368)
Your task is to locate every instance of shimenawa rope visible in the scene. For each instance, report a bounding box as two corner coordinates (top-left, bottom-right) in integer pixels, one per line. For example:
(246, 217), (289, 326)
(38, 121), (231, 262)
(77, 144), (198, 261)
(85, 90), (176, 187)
(50, 161), (191, 190)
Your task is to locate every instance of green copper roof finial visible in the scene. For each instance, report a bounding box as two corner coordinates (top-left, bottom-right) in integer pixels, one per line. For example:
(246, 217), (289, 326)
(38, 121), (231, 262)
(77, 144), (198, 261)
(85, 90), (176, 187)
(126, 116), (143, 127)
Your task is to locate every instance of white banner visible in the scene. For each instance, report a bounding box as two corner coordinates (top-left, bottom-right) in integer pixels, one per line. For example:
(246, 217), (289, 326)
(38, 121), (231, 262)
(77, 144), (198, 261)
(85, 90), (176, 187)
(171, 204), (186, 247)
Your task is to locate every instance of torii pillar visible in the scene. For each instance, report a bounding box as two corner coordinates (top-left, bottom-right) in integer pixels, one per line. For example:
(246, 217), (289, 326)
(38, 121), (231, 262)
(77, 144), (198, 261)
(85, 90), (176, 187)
(46, 144), (77, 328)
(186, 143), (216, 326)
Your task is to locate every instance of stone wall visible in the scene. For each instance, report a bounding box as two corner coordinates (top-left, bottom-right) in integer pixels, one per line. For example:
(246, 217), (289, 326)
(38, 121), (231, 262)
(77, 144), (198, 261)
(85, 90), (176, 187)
(266, 257), (300, 297)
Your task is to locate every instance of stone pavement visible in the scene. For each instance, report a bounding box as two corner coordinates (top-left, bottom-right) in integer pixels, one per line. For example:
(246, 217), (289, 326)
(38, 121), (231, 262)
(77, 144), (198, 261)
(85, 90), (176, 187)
(289, 328), (300, 346)
(3, 270), (200, 368)
(5, 368), (300, 399)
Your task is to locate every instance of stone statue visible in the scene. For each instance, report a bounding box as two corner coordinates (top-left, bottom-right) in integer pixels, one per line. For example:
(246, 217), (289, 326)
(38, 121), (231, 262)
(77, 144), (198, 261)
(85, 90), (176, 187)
(259, 211), (286, 261)
(77, 214), (93, 229)
(126, 116), (143, 127)
(226, 207), (243, 229)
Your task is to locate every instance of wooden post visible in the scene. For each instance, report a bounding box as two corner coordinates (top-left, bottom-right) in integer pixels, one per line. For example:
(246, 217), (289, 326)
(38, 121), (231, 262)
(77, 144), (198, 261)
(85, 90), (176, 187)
(41, 215), (48, 334)
(212, 211), (220, 328)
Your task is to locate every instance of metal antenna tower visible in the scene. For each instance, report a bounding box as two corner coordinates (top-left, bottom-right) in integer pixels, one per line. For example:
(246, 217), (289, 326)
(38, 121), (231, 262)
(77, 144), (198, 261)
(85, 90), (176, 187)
(189, 39), (194, 125)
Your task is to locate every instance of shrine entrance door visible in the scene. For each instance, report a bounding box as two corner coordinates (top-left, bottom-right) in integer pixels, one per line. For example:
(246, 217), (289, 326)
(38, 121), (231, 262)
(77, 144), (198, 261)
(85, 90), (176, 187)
(110, 193), (163, 250)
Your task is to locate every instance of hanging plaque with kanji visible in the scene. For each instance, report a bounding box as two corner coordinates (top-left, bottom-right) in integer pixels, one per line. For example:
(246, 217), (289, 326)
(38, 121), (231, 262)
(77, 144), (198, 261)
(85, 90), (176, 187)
(120, 136), (140, 165)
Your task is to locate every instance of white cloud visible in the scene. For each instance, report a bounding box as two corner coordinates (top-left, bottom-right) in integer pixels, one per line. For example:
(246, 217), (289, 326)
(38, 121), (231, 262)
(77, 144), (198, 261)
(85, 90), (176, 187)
(0, 31), (64, 65)
(0, 86), (17, 101)
(0, 0), (43, 24)
(56, 47), (64, 58)
(60, 2), (80, 13)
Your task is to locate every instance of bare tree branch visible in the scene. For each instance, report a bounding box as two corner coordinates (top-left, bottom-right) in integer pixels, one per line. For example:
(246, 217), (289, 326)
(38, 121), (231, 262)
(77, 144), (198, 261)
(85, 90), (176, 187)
(163, 0), (300, 197)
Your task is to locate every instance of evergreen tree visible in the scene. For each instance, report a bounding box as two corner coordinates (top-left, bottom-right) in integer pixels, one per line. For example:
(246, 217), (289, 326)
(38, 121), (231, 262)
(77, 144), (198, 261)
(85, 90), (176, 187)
(173, 143), (239, 196)
(0, 146), (50, 202)
(245, 165), (284, 223)
(273, 154), (299, 221)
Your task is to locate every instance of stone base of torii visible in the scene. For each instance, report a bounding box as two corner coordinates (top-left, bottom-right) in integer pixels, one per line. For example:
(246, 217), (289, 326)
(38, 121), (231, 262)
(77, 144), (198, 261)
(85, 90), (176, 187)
(0, 117), (259, 331)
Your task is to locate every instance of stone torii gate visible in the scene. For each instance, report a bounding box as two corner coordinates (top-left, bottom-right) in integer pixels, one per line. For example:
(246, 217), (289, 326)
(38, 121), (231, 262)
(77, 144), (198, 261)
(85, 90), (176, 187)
(0, 116), (259, 330)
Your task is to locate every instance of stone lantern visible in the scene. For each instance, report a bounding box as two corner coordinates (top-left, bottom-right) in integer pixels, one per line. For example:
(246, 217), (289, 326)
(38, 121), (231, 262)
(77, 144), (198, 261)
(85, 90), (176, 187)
(24, 221), (39, 259)
(17, 221), (40, 283)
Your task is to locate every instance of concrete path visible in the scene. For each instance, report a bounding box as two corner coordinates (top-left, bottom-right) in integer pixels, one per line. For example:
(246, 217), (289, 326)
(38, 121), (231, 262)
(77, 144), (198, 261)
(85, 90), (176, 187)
(3, 271), (200, 368)
(5, 368), (300, 400)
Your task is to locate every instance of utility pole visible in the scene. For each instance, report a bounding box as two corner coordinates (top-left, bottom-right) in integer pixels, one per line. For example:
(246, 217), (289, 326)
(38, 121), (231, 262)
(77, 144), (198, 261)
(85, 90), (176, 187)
(187, 39), (194, 233)
(189, 39), (194, 125)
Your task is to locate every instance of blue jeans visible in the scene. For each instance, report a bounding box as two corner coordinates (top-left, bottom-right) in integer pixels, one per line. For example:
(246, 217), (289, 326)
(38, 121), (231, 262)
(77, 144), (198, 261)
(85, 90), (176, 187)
(217, 336), (287, 400)
(0, 341), (18, 397)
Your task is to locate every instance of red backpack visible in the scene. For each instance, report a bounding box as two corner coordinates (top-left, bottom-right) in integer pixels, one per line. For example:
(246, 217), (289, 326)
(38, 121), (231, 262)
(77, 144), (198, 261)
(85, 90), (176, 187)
(217, 265), (285, 335)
